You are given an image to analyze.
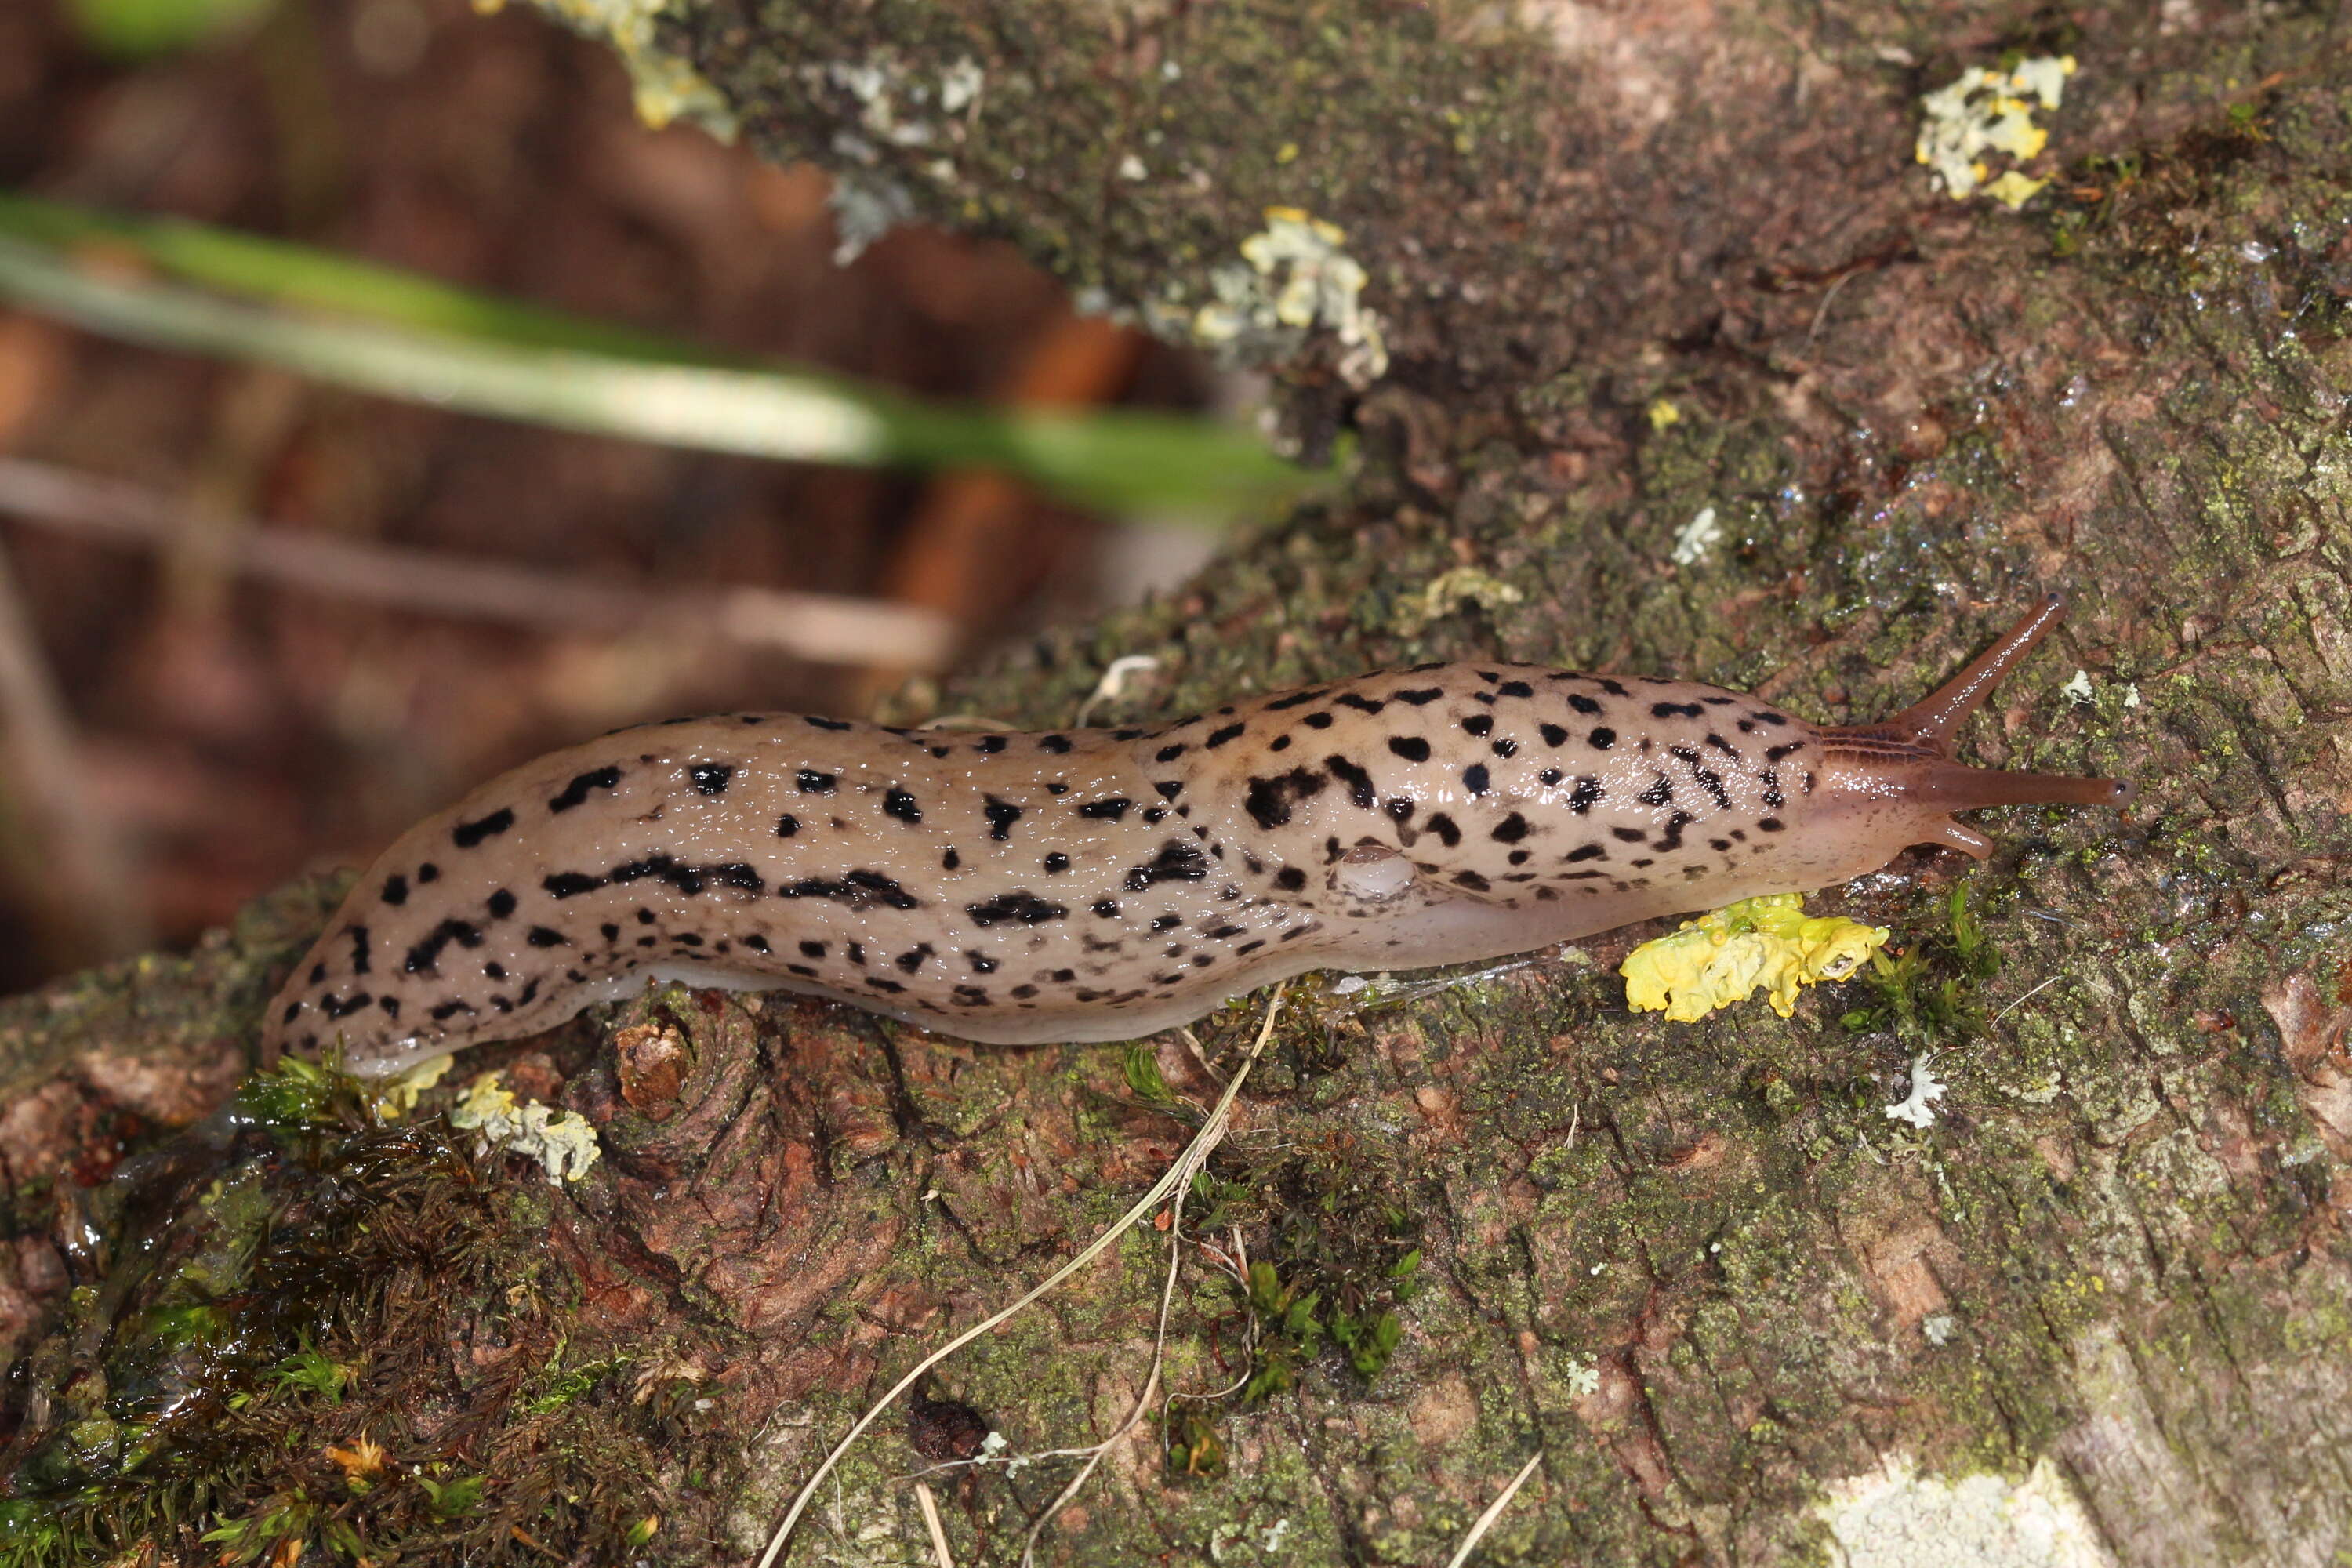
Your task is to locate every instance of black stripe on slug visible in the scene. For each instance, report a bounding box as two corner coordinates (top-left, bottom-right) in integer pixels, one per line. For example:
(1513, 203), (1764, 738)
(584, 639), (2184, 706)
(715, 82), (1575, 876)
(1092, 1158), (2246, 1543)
(452, 808), (515, 848)
(965, 891), (1069, 927)
(548, 766), (623, 812)
(1326, 755), (1377, 809)
(404, 917), (485, 974)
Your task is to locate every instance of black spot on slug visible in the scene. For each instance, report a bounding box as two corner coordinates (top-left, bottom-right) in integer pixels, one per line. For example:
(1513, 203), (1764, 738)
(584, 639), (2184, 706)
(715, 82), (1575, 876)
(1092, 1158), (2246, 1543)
(1244, 768), (1327, 829)
(1076, 797), (1132, 820)
(1126, 839), (1210, 891)
(381, 873), (408, 906)
(797, 769), (837, 794)
(1588, 727), (1617, 749)
(1491, 812), (1530, 843)
(527, 926), (568, 948)
(983, 796), (1024, 840)
(690, 763), (733, 795)
(1461, 764), (1491, 796)
(486, 889), (517, 920)
(883, 788), (922, 823)
(1388, 735), (1432, 762)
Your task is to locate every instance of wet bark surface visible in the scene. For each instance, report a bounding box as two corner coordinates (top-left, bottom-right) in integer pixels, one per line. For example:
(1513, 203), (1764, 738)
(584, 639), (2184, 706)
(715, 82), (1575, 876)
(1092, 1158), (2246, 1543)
(9, 2), (2352, 1564)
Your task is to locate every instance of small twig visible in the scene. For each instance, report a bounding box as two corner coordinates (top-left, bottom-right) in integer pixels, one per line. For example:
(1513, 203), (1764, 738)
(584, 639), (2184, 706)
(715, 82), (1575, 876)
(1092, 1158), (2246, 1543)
(756, 984), (1290, 1568)
(1991, 973), (2062, 1024)
(0, 456), (956, 671)
(1011, 997), (1285, 1566)
(912, 1481), (955, 1568)
(1443, 1450), (1545, 1568)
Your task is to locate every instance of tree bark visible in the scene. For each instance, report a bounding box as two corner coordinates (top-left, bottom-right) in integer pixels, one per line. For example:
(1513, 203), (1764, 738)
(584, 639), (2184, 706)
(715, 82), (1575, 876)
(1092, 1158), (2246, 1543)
(9, 3), (2352, 1566)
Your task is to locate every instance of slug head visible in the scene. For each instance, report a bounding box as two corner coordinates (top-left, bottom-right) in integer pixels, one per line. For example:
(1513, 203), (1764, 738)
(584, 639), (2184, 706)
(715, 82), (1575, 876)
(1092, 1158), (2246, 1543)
(1817, 594), (2134, 860)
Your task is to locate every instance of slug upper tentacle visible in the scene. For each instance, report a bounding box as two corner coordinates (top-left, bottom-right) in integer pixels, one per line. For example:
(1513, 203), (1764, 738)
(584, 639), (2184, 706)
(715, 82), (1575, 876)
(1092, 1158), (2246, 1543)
(265, 599), (2129, 1077)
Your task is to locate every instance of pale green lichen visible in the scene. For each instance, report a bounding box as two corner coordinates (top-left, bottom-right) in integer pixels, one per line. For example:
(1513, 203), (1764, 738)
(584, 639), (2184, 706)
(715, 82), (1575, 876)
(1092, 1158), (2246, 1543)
(516, 0), (736, 137)
(1393, 565), (1526, 633)
(1621, 894), (1889, 1023)
(1814, 1453), (2111, 1567)
(1916, 56), (2076, 209)
(1189, 207), (1389, 387)
(450, 1071), (603, 1185)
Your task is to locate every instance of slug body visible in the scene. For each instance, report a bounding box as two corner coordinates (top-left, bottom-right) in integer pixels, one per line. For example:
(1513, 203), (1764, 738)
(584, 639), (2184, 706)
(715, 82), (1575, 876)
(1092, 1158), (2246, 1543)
(267, 597), (2128, 1077)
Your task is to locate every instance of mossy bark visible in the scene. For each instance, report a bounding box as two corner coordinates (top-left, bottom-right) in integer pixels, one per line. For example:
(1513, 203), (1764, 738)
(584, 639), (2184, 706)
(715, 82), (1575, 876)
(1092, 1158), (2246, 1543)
(10, 3), (2352, 1565)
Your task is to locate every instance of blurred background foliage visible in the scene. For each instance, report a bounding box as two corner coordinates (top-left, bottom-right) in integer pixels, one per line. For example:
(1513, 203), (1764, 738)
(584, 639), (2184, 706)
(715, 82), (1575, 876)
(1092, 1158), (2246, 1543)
(0, 0), (1276, 992)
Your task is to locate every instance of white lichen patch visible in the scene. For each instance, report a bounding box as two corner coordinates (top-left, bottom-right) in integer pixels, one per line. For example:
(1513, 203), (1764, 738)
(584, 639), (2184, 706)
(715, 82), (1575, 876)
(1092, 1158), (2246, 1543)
(1670, 504), (1723, 565)
(1916, 56), (2076, 209)
(2061, 668), (2096, 705)
(1883, 1051), (1947, 1129)
(450, 1072), (602, 1185)
(799, 53), (988, 261)
(514, 0), (735, 136)
(1816, 1453), (2115, 1567)
(1190, 208), (1390, 387)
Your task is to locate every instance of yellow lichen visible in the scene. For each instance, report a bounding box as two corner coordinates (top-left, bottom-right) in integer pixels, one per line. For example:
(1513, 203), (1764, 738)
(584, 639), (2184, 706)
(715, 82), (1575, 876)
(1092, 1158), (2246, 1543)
(1621, 894), (1889, 1023)
(367, 1054), (450, 1122)
(1915, 56), (2074, 205)
(450, 1071), (603, 1185)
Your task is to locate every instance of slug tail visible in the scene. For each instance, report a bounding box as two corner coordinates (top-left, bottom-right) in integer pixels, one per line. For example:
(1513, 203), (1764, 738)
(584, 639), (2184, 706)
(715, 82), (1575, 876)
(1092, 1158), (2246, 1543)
(1881, 593), (2069, 750)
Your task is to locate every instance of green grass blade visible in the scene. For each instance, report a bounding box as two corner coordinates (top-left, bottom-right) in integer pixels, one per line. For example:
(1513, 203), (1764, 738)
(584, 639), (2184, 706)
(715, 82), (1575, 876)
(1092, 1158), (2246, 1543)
(0, 195), (1321, 517)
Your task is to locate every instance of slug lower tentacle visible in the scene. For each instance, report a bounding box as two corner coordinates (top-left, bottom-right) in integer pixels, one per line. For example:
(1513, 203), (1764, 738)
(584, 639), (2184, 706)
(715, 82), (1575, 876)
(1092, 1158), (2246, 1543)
(266, 597), (2129, 1077)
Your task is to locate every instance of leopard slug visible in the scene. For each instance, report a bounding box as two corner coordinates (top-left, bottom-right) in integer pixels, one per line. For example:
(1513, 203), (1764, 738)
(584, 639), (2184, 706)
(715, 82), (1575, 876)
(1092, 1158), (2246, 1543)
(265, 596), (2129, 1077)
